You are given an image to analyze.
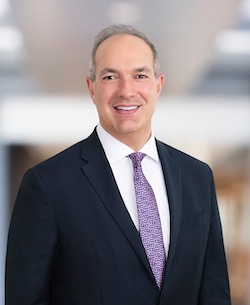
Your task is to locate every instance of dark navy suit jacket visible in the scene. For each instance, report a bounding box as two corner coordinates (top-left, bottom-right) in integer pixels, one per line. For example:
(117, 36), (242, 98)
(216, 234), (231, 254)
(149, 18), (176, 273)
(6, 129), (231, 305)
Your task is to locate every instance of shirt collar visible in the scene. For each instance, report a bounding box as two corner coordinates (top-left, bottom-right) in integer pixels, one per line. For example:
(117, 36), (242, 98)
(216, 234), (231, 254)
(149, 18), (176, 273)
(96, 124), (159, 164)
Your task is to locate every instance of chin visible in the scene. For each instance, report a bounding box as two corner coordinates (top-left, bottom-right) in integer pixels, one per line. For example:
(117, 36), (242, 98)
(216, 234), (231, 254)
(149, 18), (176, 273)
(116, 126), (140, 135)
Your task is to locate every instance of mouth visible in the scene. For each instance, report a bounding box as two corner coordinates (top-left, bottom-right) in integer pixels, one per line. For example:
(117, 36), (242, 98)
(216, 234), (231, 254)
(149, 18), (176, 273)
(114, 105), (140, 111)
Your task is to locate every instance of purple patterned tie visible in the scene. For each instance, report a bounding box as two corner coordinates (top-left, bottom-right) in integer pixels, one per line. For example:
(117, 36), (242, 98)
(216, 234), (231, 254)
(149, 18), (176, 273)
(129, 152), (165, 289)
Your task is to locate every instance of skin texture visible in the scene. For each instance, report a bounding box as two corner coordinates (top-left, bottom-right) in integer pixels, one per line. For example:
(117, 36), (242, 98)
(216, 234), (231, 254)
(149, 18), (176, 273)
(86, 34), (164, 151)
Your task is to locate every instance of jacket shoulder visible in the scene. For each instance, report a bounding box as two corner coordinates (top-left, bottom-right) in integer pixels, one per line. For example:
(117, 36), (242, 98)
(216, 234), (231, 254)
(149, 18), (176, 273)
(34, 129), (100, 173)
(156, 140), (212, 175)
(35, 140), (83, 172)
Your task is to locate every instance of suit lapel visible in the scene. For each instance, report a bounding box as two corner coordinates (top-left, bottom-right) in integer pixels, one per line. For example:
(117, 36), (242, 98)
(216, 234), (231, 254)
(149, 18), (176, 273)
(156, 141), (182, 287)
(80, 130), (153, 277)
(79, 131), (183, 288)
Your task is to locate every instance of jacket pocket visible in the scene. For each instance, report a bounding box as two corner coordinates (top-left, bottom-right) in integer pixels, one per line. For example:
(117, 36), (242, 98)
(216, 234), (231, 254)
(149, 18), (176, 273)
(183, 210), (208, 230)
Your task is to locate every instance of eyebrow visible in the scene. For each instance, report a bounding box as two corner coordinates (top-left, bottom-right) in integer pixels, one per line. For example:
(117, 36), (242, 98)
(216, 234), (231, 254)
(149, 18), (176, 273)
(99, 68), (118, 76)
(99, 66), (152, 76)
(134, 66), (151, 73)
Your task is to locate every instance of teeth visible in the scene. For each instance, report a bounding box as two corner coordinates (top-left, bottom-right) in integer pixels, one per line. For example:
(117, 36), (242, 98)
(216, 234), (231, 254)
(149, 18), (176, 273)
(116, 106), (138, 111)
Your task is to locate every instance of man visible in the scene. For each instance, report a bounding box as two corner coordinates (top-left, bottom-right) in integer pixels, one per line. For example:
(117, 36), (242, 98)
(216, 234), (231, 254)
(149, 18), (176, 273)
(5, 25), (231, 305)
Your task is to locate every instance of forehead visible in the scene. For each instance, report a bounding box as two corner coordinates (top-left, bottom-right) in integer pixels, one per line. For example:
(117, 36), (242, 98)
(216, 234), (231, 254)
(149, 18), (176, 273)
(95, 34), (154, 68)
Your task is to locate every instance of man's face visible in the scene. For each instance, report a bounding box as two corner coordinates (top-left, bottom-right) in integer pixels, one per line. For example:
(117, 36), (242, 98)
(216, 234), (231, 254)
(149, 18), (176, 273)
(86, 34), (164, 145)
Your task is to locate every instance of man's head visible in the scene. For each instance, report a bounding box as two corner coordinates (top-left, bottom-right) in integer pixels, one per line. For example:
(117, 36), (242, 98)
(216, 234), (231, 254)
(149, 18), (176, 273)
(89, 24), (161, 82)
(86, 24), (164, 150)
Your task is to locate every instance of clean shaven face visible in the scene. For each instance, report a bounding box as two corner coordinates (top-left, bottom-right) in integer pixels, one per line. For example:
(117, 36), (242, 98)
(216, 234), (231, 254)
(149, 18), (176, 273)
(86, 34), (164, 147)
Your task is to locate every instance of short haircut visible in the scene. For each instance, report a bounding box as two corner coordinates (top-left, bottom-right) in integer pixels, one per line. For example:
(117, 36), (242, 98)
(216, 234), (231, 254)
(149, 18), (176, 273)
(89, 24), (160, 81)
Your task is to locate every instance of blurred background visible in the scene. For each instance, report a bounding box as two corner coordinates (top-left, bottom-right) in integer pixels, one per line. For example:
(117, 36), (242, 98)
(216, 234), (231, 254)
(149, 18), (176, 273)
(0, 0), (250, 303)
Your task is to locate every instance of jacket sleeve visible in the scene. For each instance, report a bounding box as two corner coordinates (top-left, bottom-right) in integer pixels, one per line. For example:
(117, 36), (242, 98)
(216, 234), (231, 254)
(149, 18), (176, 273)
(198, 170), (231, 305)
(5, 168), (59, 305)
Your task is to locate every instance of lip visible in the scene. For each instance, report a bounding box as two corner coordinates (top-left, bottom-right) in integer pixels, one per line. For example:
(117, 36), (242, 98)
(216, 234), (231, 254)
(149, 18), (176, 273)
(114, 105), (140, 111)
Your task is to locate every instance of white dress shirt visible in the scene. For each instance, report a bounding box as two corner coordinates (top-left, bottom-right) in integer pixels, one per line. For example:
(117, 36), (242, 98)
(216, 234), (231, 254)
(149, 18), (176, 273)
(96, 124), (170, 257)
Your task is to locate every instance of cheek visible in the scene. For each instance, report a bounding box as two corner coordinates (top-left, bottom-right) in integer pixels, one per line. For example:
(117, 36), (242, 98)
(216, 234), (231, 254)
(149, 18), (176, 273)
(95, 85), (114, 103)
(141, 84), (159, 103)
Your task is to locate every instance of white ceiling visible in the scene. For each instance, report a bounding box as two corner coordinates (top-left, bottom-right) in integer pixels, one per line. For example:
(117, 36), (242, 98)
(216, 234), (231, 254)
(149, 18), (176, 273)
(0, 0), (249, 96)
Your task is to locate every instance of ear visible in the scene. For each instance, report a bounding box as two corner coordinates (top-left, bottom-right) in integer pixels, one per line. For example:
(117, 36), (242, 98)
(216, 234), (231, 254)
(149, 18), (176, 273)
(156, 74), (165, 95)
(86, 76), (95, 101)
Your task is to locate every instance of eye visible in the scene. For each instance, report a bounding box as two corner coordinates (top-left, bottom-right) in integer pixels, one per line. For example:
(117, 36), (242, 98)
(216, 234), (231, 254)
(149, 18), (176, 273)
(135, 74), (148, 79)
(103, 75), (116, 80)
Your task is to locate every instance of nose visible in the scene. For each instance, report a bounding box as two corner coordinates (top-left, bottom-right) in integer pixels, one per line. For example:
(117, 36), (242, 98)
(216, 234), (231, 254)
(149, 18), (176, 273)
(118, 77), (136, 100)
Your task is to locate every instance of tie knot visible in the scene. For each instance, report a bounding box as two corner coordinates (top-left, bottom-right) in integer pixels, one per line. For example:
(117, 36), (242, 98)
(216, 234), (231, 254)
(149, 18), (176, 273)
(129, 152), (146, 168)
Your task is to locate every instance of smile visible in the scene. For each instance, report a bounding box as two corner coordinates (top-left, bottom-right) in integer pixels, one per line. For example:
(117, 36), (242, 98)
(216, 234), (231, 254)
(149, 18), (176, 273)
(114, 106), (140, 111)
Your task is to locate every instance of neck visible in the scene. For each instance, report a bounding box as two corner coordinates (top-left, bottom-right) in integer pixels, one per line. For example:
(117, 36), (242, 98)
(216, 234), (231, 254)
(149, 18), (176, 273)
(113, 130), (152, 152)
(98, 124), (152, 151)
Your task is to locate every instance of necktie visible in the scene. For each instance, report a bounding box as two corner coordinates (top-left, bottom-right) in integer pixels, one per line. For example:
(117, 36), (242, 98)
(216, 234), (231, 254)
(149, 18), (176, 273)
(129, 152), (165, 289)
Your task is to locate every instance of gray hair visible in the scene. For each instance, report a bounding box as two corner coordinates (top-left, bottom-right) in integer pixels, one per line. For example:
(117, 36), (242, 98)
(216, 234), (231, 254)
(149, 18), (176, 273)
(88, 24), (160, 81)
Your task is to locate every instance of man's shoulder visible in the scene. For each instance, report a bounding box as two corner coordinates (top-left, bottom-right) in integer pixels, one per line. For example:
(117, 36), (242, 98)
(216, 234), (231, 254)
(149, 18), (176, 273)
(34, 140), (84, 174)
(156, 140), (212, 174)
(34, 129), (100, 172)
